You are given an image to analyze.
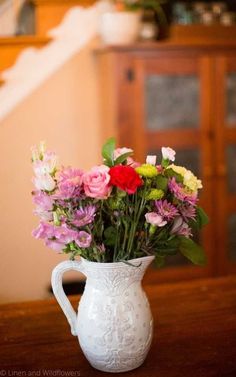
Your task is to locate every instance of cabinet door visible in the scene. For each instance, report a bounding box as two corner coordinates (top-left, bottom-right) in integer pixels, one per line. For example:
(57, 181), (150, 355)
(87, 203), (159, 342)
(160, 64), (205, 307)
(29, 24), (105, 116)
(130, 54), (215, 283)
(215, 56), (236, 275)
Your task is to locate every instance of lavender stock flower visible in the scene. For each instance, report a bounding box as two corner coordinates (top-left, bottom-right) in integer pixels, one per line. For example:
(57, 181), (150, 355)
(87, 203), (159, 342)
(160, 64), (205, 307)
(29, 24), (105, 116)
(32, 190), (53, 221)
(32, 222), (79, 252)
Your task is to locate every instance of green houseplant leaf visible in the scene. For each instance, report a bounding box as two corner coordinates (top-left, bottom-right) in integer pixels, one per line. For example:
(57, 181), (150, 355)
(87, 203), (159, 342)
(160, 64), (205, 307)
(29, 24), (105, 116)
(115, 151), (133, 165)
(196, 207), (209, 229)
(165, 168), (183, 183)
(156, 175), (168, 191)
(102, 137), (116, 166)
(179, 236), (207, 266)
(104, 226), (117, 247)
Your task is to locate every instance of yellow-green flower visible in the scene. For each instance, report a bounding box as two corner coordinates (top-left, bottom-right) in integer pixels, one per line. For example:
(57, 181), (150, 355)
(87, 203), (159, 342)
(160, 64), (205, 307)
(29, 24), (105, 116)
(136, 164), (158, 178)
(167, 164), (202, 193)
(146, 189), (164, 200)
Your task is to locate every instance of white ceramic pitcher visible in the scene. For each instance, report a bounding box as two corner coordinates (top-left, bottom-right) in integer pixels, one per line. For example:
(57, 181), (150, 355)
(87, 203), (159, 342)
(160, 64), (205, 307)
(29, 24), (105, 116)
(51, 255), (154, 373)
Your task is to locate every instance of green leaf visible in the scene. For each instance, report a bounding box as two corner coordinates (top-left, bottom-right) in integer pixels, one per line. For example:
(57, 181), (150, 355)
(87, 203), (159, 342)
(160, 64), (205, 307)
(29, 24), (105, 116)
(104, 226), (117, 246)
(115, 151), (133, 165)
(161, 158), (169, 169)
(196, 207), (209, 228)
(102, 138), (116, 166)
(165, 168), (183, 184)
(179, 236), (207, 266)
(156, 175), (168, 191)
(154, 254), (166, 268)
(164, 237), (180, 253)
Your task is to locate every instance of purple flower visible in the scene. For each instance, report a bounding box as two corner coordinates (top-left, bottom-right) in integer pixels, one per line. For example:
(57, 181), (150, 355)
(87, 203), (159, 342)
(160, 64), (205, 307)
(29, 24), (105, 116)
(168, 178), (198, 205)
(179, 205), (196, 221)
(57, 167), (84, 199)
(171, 217), (192, 238)
(155, 200), (178, 221)
(72, 205), (96, 227)
(32, 190), (53, 220)
(32, 222), (54, 239)
(32, 222), (78, 252)
(76, 231), (92, 248)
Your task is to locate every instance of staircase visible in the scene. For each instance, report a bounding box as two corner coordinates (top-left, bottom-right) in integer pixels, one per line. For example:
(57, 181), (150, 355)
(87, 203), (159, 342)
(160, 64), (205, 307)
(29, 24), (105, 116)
(0, 35), (50, 74)
(0, 0), (96, 79)
(0, 0), (109, 120)
(34, 0), (97, 35)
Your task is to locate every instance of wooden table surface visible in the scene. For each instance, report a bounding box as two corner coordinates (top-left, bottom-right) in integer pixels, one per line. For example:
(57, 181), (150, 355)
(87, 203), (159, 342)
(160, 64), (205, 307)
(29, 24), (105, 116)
(0, 276), (236, 377)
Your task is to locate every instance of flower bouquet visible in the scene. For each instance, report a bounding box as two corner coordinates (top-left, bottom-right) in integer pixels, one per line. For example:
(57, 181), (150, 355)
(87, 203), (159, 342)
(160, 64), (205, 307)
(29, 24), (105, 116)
(31, 138), (208, 267)
(31, 138), (208, 372)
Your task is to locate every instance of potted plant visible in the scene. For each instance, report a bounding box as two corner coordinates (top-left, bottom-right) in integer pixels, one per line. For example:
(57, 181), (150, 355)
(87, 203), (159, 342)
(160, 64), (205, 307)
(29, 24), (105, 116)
(99, 0), (166, 44)
(31, 138), (208, 372)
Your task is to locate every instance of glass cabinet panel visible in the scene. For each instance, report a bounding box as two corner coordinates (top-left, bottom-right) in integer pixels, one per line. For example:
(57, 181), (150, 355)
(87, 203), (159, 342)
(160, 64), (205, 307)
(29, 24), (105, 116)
(145, 75), (200, 130)
(148, 148), (200, 177)
(227, 145), (236, 193)
(228, 213), (236, 261)
(174, 149), (200, 177)
(226, 73), (236, 126)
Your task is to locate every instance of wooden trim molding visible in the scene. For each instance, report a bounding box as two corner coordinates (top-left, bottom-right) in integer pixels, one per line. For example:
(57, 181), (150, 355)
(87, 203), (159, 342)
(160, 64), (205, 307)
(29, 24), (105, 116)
(95, 38), (236, 55)
(33, 0), (96, 5)
(0, 35), (50, 46)
(169, 24), (236, 42)
(0, 36), (50, 72)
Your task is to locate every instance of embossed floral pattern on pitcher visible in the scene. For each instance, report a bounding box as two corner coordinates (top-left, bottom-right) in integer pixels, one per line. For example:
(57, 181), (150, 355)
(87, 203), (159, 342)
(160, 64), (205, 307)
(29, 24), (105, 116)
(51, 255), (154, 373)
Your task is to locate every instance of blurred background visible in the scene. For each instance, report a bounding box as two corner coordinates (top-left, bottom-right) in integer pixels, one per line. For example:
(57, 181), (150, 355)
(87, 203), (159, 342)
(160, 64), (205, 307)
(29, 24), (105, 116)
(0, 0), (235, 303)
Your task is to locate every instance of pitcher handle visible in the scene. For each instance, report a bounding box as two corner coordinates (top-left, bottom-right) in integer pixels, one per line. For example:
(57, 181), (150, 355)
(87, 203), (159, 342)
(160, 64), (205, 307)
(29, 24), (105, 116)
(51, 260), (84, 336)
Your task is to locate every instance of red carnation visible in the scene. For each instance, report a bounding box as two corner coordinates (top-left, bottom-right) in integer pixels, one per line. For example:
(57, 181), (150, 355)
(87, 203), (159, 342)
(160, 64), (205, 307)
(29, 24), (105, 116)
(109, 165), (143, 194)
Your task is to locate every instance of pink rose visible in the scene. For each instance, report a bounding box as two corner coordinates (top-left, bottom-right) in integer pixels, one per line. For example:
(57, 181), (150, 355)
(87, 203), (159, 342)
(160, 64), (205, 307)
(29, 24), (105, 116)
(145, 212), (167, 227)
(82, 165), (111, 199)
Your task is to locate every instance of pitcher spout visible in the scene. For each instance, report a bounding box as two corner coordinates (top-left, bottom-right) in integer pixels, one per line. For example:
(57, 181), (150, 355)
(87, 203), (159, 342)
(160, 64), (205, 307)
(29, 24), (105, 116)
(80, 255), (155, 296)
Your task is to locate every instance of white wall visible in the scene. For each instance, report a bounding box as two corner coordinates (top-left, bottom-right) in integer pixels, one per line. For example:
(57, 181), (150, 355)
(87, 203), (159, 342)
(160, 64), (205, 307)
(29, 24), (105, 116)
(0, 39), (104, 303)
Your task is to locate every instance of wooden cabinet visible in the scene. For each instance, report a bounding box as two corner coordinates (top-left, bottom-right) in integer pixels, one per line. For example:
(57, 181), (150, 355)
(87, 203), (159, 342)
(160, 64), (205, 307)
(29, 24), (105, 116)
(214, 56), (236, 276)
(96, 39), (236, 283)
